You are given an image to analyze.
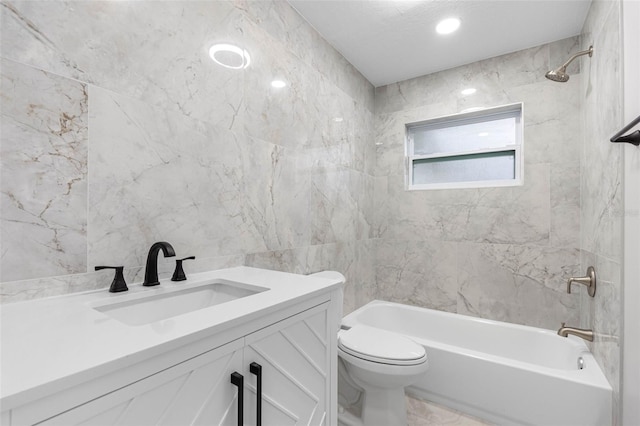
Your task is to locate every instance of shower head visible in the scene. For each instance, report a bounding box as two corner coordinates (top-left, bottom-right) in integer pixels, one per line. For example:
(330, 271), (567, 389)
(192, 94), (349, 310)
(545, 68), (571, 82)
(545, 45), (593, 82)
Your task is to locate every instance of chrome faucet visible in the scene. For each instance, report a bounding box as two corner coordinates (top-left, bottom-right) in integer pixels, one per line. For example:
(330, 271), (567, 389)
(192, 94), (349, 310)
(557, 323), (594, 342)
(143, 241), (176, 286)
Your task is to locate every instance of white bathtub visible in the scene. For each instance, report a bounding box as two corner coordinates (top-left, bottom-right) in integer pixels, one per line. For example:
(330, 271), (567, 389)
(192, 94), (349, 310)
(341, 300), (612, 426)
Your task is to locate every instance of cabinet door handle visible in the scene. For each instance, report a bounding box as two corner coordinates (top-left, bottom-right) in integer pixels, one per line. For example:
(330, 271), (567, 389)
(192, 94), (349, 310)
(230, 372), (244, 426)
(250, 362), (262, 426)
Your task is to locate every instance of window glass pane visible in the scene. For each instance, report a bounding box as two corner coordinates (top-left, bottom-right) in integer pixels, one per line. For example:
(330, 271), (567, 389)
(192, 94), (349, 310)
(412, 151), (515, 185)
(412, 116), (516, 155)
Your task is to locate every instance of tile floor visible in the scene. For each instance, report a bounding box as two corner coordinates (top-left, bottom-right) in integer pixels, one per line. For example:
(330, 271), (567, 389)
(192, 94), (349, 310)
(406, 396), (493, 426)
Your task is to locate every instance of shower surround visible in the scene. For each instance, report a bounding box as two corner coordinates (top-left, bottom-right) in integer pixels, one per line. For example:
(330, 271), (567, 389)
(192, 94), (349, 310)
(373, 37), (584, 330)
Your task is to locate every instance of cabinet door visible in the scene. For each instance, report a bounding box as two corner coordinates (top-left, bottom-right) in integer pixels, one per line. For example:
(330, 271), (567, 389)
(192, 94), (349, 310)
(39, 338), (245, 426)
(244, 303), (331, 426)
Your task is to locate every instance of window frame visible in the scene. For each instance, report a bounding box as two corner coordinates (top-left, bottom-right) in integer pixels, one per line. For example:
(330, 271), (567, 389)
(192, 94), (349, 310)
(405, 103), (524, 191)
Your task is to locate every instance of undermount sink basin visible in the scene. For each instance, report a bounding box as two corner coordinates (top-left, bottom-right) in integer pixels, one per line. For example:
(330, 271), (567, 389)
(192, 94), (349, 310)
(93, 280), (268, 326)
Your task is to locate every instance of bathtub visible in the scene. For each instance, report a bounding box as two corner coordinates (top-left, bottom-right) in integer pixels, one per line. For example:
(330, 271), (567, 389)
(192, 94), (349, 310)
(341, 300), (612, 426)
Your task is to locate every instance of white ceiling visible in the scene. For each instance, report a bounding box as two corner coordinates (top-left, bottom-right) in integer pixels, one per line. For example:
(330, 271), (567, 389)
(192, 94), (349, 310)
(288, 0), (592, 87)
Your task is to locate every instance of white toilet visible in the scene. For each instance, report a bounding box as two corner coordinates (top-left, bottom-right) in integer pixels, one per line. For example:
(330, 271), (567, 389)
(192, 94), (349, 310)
(338, 325), (428, 426)
(309, 271), (428, 426)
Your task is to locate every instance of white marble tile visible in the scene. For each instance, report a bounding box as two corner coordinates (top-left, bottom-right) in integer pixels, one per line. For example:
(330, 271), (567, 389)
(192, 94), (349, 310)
(362, 113), (377, 177)
(375, 41), (552, 115)
(550, 164), (580, 248)
(580, 1), (624, 416)
(591, 254), (622, 412)
(242, 18), (323, 149)
(456, 243), (580, 329)
(86, 86), (263, 268)
(0, 59), (88, 282)
(351, 239), (377, 312)
(245, 239), (374, 314)
(406, 396), (493, 426)
(513, 78), (582, 166)
(375, 239), (458, 313)
(241, 18), (372, 176)
(372, 177), (388, 239)
(382, 164), (550, 245)
(297, 77), (374, 174)
(235, 0), (374, 111)
(1, 0), (375, 303)
(0, 271), (108, 304)
(581, 4), (624, 261)
(241, 137), (312, 252)
(309, 166), (371, 245)
(1, 0), (246, 130)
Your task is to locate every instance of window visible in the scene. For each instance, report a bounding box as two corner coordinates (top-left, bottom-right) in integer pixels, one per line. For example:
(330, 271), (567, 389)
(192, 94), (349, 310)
(405, 103), (523, 190)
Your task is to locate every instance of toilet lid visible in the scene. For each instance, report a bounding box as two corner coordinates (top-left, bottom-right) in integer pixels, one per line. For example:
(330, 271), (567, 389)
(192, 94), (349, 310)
(338, 325), (426, 366)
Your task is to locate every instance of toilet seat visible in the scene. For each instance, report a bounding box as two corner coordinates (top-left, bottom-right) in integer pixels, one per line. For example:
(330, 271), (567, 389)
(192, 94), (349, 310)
(338, 325), (426, 366)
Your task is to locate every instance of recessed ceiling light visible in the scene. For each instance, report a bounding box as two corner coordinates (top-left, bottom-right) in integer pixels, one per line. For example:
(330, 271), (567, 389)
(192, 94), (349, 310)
(478, 132), (489, 137)
(333, 117), (344, 122)
(461, 88), (476, 95)
(436, 18), (461, 35)
(271, 80), (287, 88)
(208, 43), (251, 69)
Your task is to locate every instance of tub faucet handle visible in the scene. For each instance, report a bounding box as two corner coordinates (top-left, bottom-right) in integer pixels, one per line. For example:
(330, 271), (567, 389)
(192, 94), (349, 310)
(566, 266), (596, 297)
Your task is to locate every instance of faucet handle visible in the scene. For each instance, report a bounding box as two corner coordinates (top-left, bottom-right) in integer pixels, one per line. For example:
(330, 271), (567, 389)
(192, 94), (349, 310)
(566, 266), (596, 297)
(95, 266), (128, 293)
(171, 256), (196, 282)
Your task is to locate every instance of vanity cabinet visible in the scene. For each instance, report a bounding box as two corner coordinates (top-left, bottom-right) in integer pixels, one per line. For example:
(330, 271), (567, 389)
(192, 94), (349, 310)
(8, 301), (334, 426)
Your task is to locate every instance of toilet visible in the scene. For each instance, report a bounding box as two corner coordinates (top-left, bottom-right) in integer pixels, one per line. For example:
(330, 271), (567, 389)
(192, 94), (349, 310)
(309, 271), (428, 426)
(338, 325), (428, 426)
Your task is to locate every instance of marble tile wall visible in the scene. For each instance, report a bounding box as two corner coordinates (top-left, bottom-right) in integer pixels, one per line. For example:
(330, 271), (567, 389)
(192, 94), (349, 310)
(373, 37), (584, 330)
(0, 0), (376, 311)
(1, 58), (88, 282)
(579, 0), (624, 423)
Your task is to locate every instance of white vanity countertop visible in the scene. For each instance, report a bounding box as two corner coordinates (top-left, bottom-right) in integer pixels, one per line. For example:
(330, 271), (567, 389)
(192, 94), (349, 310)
(0, 266), (343, 410)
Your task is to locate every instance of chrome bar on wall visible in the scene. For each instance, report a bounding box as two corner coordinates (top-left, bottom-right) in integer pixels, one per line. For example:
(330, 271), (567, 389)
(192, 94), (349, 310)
(610, 114), (640, 146)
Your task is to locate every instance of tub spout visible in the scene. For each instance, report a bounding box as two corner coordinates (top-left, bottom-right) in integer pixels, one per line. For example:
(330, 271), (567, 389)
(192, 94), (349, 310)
(557, 323), (594, 342)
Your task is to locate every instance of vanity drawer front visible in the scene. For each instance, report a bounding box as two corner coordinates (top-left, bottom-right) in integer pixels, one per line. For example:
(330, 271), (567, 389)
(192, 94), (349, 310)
(35, 338), (244, 426)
